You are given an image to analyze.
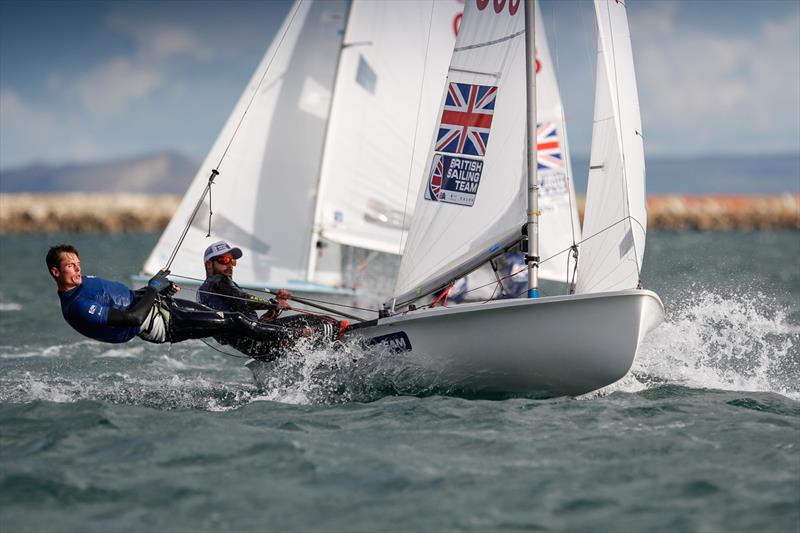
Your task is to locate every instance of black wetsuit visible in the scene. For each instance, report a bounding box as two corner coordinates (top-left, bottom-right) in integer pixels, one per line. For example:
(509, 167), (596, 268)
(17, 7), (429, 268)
(59, 276), (291, 348)
(197, 274), (337, 358)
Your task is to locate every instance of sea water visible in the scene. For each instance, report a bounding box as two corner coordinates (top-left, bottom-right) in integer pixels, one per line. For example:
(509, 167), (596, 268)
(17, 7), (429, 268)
(1, 232), (797, 532)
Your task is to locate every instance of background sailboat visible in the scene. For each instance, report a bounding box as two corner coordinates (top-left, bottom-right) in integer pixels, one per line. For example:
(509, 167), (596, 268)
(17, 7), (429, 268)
(140, 0), (462, 295)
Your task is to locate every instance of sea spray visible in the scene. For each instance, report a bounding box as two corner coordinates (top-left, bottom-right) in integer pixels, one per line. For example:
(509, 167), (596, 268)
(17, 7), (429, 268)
(633, 290), (799, 399)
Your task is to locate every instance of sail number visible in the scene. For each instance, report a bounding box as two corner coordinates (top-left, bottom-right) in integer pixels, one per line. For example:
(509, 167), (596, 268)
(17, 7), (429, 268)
(476, 0), (520, 15)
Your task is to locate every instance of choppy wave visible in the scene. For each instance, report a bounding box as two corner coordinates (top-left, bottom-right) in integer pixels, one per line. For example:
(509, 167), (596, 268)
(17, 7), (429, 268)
(611, 290), (799, 400)
(0, 302), (22, 312)
(2, 288), (798, 408)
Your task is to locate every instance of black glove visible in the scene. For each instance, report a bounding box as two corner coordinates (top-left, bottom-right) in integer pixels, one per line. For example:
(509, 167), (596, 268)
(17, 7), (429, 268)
(163, 282), (179, 297)
(148, 270), (173, 294)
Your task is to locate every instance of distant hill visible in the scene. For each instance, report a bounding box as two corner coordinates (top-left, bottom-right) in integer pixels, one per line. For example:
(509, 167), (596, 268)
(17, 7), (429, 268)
(0, 151), (198, 194)
(1, 150), (797, 195)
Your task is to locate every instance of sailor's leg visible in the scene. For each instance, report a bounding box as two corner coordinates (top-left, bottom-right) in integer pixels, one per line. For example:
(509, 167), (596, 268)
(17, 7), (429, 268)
(166, 298), (290, 344)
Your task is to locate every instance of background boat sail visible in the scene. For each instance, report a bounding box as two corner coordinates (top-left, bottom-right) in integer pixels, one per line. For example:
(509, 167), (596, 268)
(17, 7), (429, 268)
(256, 0), (665, 397)
(140, 0), (462, 295)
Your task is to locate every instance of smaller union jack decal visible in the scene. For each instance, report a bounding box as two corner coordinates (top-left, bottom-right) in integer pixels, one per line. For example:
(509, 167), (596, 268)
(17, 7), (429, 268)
(537, 122), (564, 170)
(436, 82), (497, 156)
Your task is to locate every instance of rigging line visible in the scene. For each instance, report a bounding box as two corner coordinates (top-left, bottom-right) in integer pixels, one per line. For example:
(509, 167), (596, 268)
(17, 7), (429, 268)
(452, 215), (634, 300)
(549, 1), (579, 248)
(398, 0), (437, 256)
(215, 1), (303, 171)
(161, 2), (303, 271)
(602, 0), (642, 274)
(166, 273), (378, 315)
(200, 338), (250, 359)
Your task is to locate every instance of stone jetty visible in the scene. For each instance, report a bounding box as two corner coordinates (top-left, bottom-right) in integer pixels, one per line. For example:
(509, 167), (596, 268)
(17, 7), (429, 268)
(0, 193), (797, 233)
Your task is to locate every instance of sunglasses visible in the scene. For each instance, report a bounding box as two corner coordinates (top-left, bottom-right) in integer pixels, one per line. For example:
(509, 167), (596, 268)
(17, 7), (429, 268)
(213, 256), (237, 266)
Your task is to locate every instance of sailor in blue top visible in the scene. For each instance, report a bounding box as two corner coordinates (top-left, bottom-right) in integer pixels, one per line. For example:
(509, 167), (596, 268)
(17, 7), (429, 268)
(47, 244), (301, 353)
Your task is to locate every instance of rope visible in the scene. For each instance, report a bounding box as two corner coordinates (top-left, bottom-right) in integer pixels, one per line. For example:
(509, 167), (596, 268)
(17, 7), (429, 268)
(200, 338), (250, 359)
(398, 2), (437, 256)
(166, 272), (376, 320)
(420, 214), (640, 305)
(161, 1), (304, 271)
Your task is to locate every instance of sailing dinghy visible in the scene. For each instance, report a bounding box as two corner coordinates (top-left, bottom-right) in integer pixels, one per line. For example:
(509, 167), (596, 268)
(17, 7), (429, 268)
(250, 0), (665, 398)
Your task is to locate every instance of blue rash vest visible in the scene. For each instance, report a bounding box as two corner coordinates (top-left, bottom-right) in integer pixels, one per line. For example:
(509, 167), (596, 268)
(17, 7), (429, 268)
(59, 276), (140, 343)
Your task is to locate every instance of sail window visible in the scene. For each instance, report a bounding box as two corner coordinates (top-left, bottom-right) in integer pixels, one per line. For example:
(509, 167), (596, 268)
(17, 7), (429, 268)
(356, 55), (377, 94)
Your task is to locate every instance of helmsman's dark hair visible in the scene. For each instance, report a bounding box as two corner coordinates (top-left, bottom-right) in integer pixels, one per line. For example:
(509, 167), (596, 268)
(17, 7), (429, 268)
(46, 244), (79, 272)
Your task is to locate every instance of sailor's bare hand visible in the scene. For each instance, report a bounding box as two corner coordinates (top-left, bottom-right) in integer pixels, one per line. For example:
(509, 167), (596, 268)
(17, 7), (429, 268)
(276, 299), (291, 311)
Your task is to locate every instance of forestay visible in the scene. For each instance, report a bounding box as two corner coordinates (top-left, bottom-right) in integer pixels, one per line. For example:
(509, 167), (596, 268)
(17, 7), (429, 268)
(530, 1), (581, 282)
(143, 1), (349, 288)
(393, 0), (577, 305)
(576, 0), (647, 294)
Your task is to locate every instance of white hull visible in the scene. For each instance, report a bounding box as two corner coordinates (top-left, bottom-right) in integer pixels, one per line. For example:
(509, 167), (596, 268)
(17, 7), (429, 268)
(248, 289), (664, 398)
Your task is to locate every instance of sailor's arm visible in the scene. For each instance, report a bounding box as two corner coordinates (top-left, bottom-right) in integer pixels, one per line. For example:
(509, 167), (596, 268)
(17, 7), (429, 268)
(209, 275), (284, 316)
(107, 270), (176, 327)
(107, 287), (159, 327)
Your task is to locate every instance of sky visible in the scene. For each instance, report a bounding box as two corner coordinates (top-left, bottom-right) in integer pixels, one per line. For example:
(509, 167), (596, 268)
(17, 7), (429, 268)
(1, 0), (798, 172)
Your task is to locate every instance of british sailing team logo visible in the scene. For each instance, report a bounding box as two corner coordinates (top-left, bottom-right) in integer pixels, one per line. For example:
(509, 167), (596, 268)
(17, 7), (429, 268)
(425, 153), (484, 207)
(425, 81), (496, 207)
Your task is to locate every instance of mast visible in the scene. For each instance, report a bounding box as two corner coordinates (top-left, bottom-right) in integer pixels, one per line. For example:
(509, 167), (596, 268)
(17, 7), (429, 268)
(305, 0), (355, 282)
(524, 0), (540, 298)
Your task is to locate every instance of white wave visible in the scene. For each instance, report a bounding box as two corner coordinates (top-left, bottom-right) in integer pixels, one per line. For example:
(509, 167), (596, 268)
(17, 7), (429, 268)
(0, 302), (22, 312)
(622, 290), (799, 400)
(0, 340), (97, 359)
(97, 345), (144, 359)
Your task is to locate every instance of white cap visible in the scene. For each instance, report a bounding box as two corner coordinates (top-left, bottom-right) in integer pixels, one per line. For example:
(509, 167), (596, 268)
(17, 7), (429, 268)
(203, 241), (243, 263)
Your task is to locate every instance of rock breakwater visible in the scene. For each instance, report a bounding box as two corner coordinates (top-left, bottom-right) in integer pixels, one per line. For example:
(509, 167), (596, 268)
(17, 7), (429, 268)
(1, 193), (797, 233)
(0, 194), (180, 233)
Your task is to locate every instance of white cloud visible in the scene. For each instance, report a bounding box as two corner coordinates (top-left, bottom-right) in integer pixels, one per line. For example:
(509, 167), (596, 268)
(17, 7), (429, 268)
(631, 2), (800, 154)
(107, 13), (214, 63)
(68, 58), (161, 118)
(56, 13), (214, 121)
(0, 88), (103, 169)
(0, 88), (57, 138)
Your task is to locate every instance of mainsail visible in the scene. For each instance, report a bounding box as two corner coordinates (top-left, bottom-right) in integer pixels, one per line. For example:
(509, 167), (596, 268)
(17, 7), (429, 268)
(576, 0), (647, 293)
(393, 0), (578, 305)
(142, 0), (461, 290)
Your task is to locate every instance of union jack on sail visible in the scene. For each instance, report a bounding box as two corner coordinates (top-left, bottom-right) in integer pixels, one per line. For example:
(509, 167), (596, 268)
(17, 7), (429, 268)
(537, 122), (564, 170)
(436, 82), (497, 156)
(427, 155), (445, 201)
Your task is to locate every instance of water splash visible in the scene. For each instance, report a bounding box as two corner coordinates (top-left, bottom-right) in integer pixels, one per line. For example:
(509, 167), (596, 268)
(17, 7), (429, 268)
(622, 290), (799, 400)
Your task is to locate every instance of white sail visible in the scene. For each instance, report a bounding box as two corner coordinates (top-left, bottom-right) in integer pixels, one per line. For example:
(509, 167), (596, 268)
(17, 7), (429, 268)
(576, 0), (647, 294)
(312, 0), (463, 258)
(143, 0), (349, 289)
(393, 0), (579, 303)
